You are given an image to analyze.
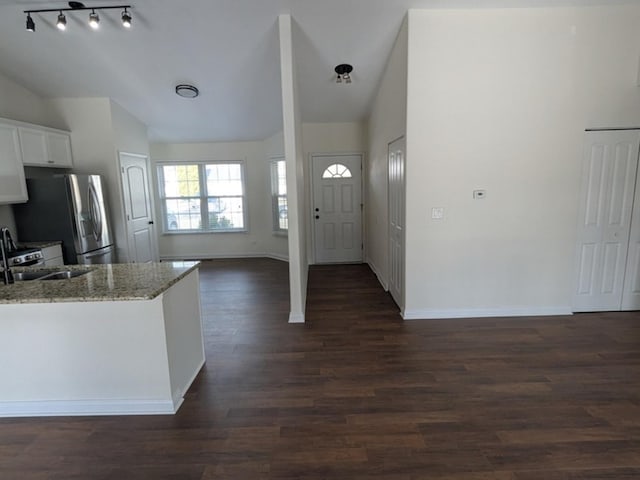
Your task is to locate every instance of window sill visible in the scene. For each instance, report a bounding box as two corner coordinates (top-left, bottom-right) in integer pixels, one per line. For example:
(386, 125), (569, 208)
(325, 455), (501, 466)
(162, 229), (249, 235)
(273, 231), (288, 237)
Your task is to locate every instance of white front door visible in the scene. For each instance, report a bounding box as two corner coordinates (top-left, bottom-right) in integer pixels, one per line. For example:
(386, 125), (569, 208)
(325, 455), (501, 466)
(573, 130), (640, 312)
(312, 154), (362, 263)
(120, 152), (157, 263)
(388, 137), (405, 309)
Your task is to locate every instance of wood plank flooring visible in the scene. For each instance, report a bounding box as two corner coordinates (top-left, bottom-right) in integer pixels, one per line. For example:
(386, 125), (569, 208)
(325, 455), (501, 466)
(1, 258), (640, 479)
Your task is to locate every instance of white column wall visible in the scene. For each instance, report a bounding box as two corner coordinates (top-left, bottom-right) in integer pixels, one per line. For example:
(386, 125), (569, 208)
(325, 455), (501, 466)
(279, 14), (308, 323)
(365, 18), (408, 289)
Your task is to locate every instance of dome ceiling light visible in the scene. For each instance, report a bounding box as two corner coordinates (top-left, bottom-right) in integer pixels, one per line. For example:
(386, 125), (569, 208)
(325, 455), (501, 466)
(175, 84), (199, 98)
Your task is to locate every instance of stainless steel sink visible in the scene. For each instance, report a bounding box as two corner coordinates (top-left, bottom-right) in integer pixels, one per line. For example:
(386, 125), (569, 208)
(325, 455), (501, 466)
(13, 271), (53, 281)
(13, 269), (92, 281)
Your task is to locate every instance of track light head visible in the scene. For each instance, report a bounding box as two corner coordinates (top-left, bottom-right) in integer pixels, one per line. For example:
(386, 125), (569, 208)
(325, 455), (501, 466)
(121, 8), (131, 28)
(89, 10), (99, 29)
(56, 12), (67, 30)
(26, 13), (35, 32)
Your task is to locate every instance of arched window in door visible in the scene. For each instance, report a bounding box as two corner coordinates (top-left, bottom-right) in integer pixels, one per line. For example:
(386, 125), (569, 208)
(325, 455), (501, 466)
(322, 163), (352, 179)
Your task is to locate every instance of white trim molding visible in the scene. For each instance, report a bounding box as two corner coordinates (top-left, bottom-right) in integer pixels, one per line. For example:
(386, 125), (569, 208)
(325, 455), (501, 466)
(0, 399), (179, 418)
(288, 312), (305, 323)
(402, 306), (573, 320)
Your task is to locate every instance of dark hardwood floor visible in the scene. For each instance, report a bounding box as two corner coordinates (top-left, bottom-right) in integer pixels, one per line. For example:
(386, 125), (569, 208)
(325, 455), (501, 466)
(1, 258), (640, 479)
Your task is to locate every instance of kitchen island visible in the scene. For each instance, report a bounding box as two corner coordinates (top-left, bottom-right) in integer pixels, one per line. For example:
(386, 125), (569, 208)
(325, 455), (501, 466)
(0, 262), (205, 417)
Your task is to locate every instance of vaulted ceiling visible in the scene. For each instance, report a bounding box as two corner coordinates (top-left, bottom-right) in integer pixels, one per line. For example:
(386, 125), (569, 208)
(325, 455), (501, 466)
(0, 0), (633, 143)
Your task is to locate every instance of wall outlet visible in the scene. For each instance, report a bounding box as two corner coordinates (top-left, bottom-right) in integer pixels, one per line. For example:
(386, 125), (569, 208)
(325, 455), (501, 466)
(431, 207), (444, 219)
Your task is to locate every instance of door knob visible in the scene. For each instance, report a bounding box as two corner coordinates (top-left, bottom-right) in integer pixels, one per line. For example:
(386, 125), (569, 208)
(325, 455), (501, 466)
(148, 221), (154, 225)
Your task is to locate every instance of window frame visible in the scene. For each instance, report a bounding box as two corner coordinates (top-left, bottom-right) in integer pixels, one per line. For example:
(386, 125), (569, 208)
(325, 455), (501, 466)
(270, 156), (288, 234)
(157, 160), (248, 234)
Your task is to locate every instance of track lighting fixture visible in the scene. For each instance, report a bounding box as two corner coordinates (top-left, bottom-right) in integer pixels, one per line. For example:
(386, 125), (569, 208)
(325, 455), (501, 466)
(121, 8), (131, 28)
(88, 9), (99, 29)
(56, 11), (67, 30)
(334, 64), (353, 84)
(26, 14), (35, 32)
(24, 2), (133, 32)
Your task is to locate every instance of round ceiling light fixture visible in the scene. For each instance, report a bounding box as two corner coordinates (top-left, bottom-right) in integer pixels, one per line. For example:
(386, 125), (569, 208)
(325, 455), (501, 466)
(175, 84), (199, 98)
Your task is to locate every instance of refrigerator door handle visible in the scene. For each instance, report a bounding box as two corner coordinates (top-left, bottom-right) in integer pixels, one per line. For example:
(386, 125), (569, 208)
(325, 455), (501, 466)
(88, 182), (102, 241)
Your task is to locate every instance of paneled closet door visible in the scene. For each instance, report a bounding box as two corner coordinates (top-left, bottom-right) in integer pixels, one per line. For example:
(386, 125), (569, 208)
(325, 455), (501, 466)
(573, 130), (640, 312)
(622, 153), (640, 310)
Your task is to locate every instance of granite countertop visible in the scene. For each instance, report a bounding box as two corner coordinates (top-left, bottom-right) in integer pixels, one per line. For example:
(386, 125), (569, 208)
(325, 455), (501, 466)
(0, 261), (200, 304)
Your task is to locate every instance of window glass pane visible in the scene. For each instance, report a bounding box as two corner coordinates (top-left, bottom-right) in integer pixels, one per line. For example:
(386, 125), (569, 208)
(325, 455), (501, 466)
(208, 197), (244, 229)
(322, 163), (352, 179)
(206, 164), (243, 196)
(277, 160), (287, 195)
(278, 195), (288, 230)
(163, 165), (200, 196)
(164, 198), (201, 230)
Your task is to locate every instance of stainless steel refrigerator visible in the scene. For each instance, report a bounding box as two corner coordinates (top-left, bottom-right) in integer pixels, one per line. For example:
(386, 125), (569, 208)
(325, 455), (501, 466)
(13, 174), (115, 264)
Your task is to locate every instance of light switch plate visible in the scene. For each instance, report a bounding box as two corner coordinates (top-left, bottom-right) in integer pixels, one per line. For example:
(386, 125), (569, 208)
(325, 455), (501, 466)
(431, 207), (444, 219)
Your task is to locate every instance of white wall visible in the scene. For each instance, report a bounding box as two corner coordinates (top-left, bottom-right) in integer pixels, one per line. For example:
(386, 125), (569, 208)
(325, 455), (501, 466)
(280, 15), (308, 323)
(302, 122), (367, 263)
(365, 19), (408, 287)
(404, 6), (640, 319)
(150, 141), (275, 259)
(47, 98), (151, 263)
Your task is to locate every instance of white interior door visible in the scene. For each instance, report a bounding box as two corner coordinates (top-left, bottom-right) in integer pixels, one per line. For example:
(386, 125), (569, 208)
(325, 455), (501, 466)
(120, 152), (157, 263)
(388, 137), (406, 309)
(312, 154), (362, 263)
(573, 130), (640, 312)
(622, 142), (640, 310)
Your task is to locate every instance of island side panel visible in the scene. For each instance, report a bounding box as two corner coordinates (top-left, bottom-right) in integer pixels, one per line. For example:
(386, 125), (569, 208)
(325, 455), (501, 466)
(0, 299), (174, 417)
(162, 269), (206, 409)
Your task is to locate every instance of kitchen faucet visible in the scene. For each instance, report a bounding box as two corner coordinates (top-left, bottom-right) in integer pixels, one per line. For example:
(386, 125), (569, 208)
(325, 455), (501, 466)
(0, 226), (16, 285)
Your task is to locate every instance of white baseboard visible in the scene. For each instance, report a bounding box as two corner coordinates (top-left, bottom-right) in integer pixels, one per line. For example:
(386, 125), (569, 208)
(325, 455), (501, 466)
(172, 358), (205, 410)
(402, 306), (573, 320)
(161, 253), (289, 262)
(288, 312), (305, 323)
(366, 257), (388, 291)
(0, 398), (178, 418)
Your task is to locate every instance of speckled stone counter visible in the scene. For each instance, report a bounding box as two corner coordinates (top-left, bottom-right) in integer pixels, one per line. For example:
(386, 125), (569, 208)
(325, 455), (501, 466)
(0, 261), (199, 304)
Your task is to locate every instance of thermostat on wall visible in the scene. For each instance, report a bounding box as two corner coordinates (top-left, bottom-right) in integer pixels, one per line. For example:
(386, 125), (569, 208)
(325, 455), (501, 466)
(473, 190), (486, 199)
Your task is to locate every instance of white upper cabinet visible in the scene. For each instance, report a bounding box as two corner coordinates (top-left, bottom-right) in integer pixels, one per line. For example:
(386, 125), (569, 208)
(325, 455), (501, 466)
(19, 126), (73, 168)
(46, 131), (73, 167)
(0, 124), (28, 204)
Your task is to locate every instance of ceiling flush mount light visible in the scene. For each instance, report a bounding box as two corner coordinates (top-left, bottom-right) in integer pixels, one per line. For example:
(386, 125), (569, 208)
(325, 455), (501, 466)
(335, 64), (353, 84)
(56, 11), (67, 30)
(24, 2), (133, 32)
(175, 84), (199, 98)
(88, 9), (99, 29)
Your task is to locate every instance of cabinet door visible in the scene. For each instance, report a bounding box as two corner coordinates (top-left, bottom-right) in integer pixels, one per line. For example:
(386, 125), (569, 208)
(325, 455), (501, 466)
(0, 124), (28, 203)
(19, 127), (49, 166)
(47, 132), (73, 167)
